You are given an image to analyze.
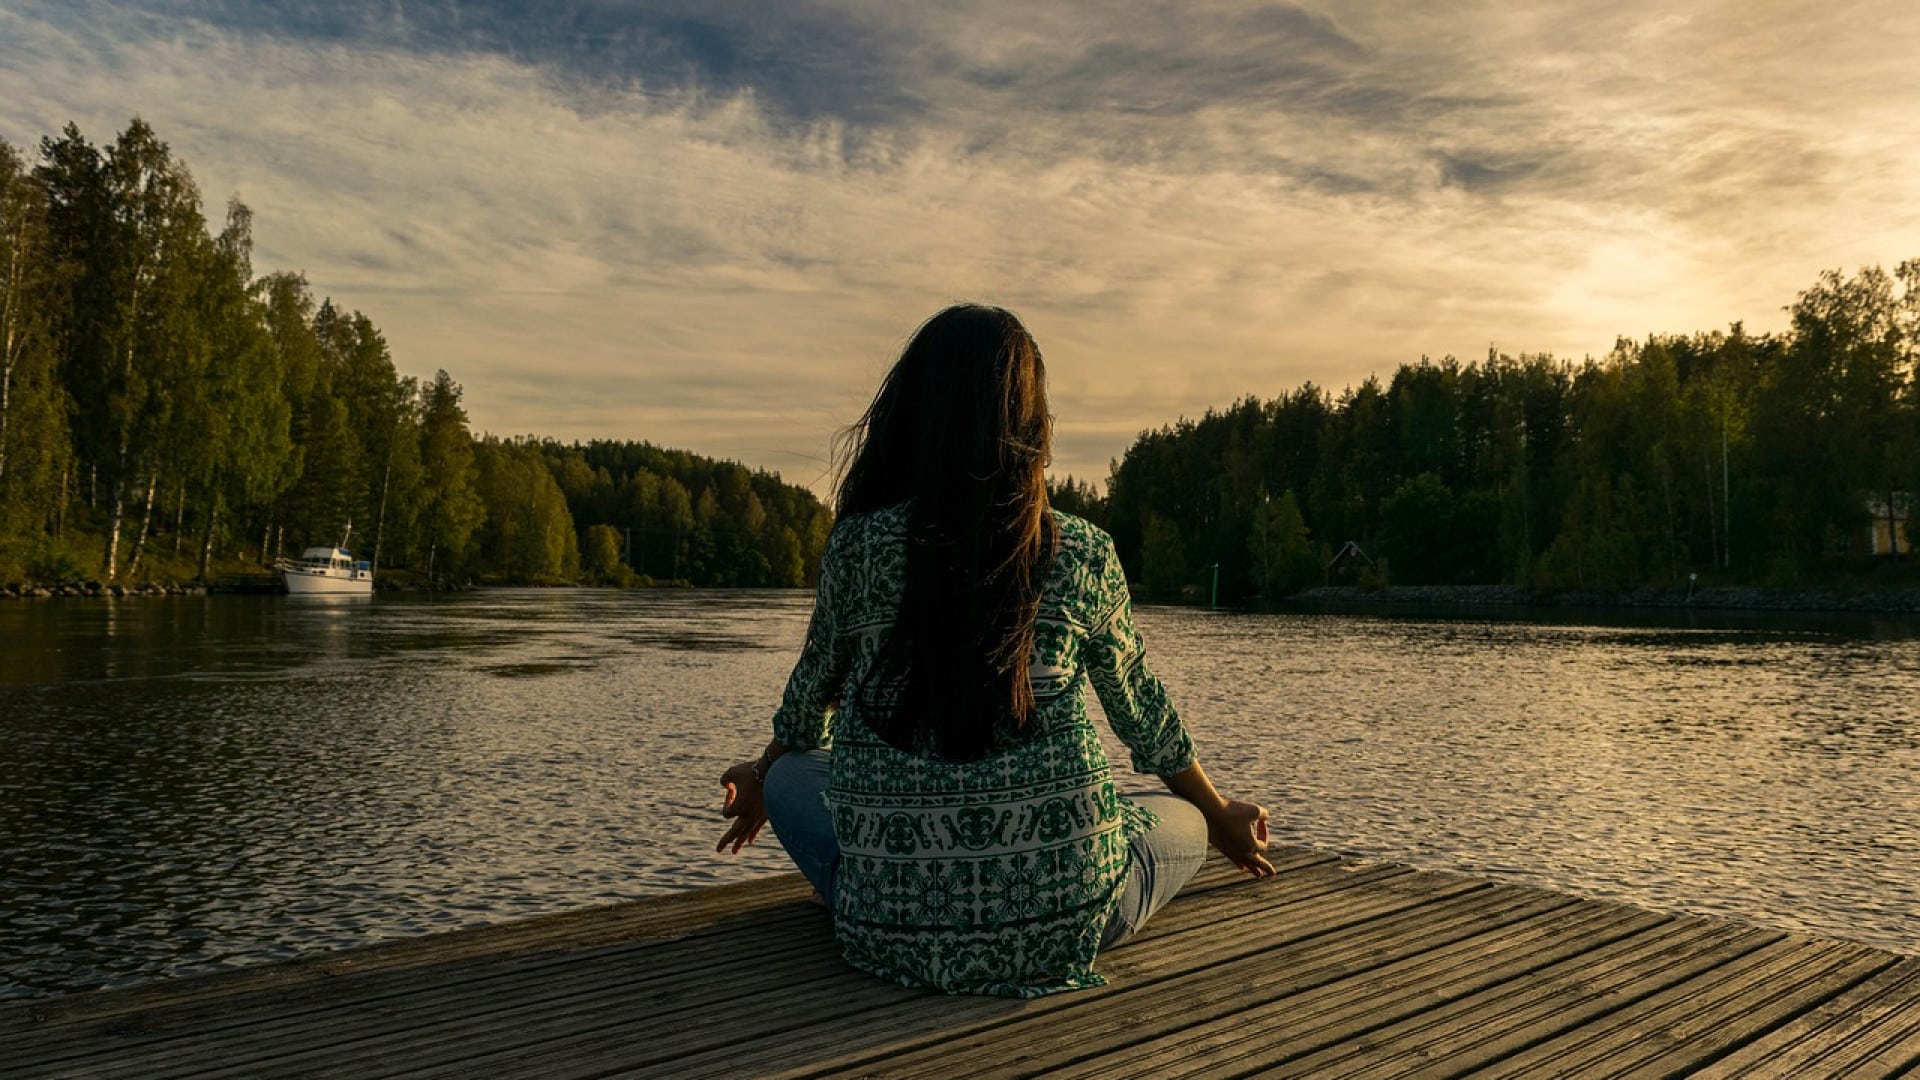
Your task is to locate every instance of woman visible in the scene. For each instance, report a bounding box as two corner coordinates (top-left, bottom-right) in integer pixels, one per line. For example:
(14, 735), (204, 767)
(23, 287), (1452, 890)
(716, 304), (1272, 998)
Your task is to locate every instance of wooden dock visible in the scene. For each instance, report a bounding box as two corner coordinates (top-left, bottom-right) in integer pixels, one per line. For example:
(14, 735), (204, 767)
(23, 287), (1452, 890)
(7, 846), (1920, 1078)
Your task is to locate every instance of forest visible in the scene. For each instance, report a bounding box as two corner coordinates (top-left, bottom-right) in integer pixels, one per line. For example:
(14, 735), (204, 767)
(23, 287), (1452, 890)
(1074, 261), (1920, 600)
(4, 119), (1916, 601)
(0, 120), (830, 590)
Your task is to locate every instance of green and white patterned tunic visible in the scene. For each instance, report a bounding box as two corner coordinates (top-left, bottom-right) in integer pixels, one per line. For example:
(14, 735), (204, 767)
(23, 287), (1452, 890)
(772, 505), (1196, 997)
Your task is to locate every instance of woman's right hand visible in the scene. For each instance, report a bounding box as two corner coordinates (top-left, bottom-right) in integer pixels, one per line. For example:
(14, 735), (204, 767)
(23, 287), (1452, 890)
(716, 759), (769, 855)
(1205, 799), (1276, 877)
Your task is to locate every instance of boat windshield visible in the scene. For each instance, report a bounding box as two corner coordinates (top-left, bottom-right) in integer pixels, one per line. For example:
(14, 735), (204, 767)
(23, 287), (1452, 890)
(297, 548), (352, 570)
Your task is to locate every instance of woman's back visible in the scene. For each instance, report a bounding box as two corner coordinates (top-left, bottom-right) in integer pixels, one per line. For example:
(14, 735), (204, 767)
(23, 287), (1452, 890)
(773, 504), (1196, 996)
(718, 303), (1271, 998)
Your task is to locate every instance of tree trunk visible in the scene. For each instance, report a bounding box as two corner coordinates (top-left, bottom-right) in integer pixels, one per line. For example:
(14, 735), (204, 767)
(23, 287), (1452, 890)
(1703, 446), (1717, 569)
(198, 500), (218, 582)
(0, 217), (22, 484)
(1722, 420), (1731, 569)
(0, 326), (12, 485)
(54, 459), (69, 537)
(260, 518), (272, 565)
(173, 481), (187, 557)
(105, 271), (144, 579)
(103, 479), (126, 580)
(127, 471), (159, 577)
(372, 456), (392, 577)
(1661, 469), (1677, 582)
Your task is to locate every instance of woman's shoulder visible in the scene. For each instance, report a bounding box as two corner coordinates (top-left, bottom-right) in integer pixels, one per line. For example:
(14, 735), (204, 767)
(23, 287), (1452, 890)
(826, 503), (910, 544)
(1047, 510), (1121, 589)
(1049, 509), (1116, 555)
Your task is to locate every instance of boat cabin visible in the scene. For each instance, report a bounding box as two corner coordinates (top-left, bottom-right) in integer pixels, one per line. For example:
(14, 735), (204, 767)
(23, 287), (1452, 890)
(297, 547), (360, 572)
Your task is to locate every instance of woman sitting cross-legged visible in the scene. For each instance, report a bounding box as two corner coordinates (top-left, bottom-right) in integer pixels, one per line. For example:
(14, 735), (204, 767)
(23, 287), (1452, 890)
(716, 303), (1273, 998)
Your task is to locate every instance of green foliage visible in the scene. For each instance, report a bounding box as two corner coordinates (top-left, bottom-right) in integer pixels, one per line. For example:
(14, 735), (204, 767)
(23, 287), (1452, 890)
(7, 118), (1913, 596)
(1093, 266), (1920, 600)
(530, 439), (826, 587)
(580, 523), (632, 587)
(0, 118), (834, 590)
(1140, 512), (1188, 599)
(0, 138), (67, 540)
(1047, 475), (1105, 528)
(417, 370), (485, 581)
(473, 437), (577, 583)
(1378, 473), (1455, 585)
(1248, 490), (1317, 595)
(26, 540), (88, 584)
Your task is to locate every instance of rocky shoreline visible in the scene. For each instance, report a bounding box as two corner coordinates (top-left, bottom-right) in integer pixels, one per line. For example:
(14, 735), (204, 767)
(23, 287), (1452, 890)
(2, 580), (212, 599)
(1289, 583), (1920, 615)
(1, 576), (473, 599)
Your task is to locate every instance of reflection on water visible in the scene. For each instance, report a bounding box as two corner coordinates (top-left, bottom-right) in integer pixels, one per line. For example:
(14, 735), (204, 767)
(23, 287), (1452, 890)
(1, 592), (1916, 999)
(1134, 607), (1920, 962)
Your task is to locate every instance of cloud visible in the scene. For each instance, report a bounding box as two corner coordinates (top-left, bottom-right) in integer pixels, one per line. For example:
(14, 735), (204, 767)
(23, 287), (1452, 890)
(3, 0), (1919, 492)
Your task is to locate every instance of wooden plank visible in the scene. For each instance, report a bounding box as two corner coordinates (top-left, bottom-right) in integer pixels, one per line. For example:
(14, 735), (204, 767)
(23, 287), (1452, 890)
(1467, 936), (1895, 1079)
(8, 845), (1919, 1080)
(687, 871), (1491, 1080)
(10, 902), (839, 1075)
(769, 882), (1553, 1080)
(1606, 949), (1896, 1078)
(1039, 895), (1657, 1080)
(0, 873), (813, 1037)
(1264, 916), (1762, 1078)
(386, 860), (1429, 1080)
(77, 932), (855, 1080)
(1684, 956), (1920, 1080)
(1, 849), (1307, 1055)
(49, 856), (1335, 1080)
(401, 863), (1461, 1080)
(13, 904), (830, 1064)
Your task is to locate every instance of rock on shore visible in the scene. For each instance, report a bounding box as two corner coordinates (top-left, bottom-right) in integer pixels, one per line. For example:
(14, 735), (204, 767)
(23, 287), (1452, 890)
(1, 581), (209, 599)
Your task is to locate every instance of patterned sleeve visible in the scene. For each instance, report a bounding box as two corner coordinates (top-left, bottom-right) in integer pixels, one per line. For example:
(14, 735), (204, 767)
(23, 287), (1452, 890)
(1082, 531), (1197, 776)
(771, 521), (850, 751)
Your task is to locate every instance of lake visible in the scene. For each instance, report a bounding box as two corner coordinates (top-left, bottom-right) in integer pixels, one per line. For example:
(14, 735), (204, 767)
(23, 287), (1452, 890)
(1, 590), (1916, 999)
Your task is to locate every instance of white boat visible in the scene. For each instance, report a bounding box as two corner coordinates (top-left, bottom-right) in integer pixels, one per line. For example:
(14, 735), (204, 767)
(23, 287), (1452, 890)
(279, 528), (375, 595)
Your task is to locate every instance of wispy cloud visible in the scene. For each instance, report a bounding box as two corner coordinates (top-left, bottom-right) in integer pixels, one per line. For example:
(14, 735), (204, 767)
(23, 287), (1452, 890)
(3, 0), (1918, 489)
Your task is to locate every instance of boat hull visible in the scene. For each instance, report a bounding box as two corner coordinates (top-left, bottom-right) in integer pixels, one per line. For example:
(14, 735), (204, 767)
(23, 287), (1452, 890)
(281, 569), (374, 595)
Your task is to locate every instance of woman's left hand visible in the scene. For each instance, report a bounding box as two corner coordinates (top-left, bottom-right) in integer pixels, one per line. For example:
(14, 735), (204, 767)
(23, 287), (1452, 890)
(716, 760), (769, 854)
(1204, 799), (1276, 878)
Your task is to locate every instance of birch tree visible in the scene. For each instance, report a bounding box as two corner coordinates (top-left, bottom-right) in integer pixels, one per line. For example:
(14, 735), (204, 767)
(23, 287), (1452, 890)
(0, 139), (67, 542)
(38, 120), (208, 579)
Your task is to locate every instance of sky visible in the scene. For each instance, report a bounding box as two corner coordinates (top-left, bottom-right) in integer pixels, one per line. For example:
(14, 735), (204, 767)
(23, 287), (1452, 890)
(4, 1), (1920, 494)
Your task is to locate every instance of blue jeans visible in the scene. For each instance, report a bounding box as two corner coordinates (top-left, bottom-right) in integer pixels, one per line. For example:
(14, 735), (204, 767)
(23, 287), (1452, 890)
(762, 749), (1209, 949)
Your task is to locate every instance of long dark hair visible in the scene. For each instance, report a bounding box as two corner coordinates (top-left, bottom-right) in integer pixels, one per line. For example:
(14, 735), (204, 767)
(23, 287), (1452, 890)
(835, 304), (1059, 761)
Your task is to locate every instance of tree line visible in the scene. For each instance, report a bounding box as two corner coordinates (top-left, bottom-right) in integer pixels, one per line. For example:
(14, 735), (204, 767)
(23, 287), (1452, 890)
(1076, 262), (1920, 600)
(8, 119), (1913, 599)
(0, 119), (829, 589)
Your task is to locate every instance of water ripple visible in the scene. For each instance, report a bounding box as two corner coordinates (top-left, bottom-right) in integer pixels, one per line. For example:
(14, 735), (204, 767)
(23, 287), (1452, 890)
(1, 592), (1916, 999)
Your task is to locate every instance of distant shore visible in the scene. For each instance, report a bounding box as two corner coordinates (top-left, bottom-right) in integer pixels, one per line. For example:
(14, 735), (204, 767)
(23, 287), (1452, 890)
(0, 575), (459, 599)
(15, 578), (1920, 616)
(1287, 583), (1920, 615)
(2, 580), (214, 599)
(0, 575), (673, 599)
